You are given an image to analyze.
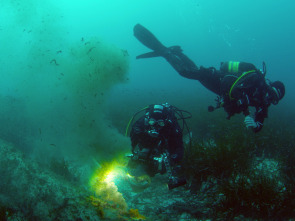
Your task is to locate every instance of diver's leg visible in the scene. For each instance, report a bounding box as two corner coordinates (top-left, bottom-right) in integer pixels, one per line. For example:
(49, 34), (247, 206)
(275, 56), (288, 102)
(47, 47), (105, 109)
(162, 46), (200, 80)
(163, 47), (223, 95)
(198, 67), (223, 95)
(134, 24), (201, 79)
(133, 24), (222, 94)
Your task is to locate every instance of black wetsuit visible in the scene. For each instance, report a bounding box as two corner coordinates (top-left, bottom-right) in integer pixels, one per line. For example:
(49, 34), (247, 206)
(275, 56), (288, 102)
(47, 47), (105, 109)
(162, 48), (272, 133)
(130, 115), (184, 163)
(129, 112), (187, 189)
(133, 23), (274, 133)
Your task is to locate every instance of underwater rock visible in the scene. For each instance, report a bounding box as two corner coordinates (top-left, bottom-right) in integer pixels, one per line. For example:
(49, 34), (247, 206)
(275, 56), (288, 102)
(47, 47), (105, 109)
(0, 139), (101, 220)
(252, 157), (281, 180)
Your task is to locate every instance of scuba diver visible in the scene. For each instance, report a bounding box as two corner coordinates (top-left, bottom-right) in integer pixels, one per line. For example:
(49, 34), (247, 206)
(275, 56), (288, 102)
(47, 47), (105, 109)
(133, 24), (285, 133)
(126, 103), (191, 190)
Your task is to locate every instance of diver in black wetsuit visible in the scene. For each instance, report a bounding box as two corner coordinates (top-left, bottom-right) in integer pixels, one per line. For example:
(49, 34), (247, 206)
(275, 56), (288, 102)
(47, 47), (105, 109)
(127, 103), (188, 189)
(133, 24), (285, 133)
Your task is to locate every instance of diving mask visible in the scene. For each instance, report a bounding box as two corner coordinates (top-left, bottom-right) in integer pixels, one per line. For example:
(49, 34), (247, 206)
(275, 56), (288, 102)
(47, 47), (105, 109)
(148, 118), (165, 127)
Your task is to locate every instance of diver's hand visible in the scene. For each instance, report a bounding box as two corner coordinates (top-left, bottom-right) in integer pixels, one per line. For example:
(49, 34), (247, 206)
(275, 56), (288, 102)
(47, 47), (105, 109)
(244, 116), (258, 128)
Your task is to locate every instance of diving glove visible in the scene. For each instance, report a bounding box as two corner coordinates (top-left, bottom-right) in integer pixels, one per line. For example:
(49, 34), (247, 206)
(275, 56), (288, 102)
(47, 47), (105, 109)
(244, 116), (258, 128)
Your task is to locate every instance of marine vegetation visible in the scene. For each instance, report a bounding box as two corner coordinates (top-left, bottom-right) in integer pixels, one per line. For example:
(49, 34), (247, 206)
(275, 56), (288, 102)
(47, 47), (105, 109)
(181, 107), (295, 220)
(183, 122), (256, 187)
(217, 165), (286, 219)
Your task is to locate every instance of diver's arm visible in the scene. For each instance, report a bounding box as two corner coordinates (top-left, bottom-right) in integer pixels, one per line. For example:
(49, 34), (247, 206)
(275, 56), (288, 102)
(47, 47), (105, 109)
(244, 106), (266, 133)
(253, 107), (267, 133)
(239, 93), (264, 132)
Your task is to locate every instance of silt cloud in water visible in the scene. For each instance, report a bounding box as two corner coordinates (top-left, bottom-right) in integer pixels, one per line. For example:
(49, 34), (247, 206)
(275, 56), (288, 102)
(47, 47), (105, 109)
(0, 0), (131, 164)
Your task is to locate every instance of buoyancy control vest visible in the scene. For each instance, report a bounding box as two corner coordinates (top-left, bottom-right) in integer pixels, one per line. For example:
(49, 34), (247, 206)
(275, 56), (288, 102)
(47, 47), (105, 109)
(218, 61), (267, 119)
(220, 61), (265, 101)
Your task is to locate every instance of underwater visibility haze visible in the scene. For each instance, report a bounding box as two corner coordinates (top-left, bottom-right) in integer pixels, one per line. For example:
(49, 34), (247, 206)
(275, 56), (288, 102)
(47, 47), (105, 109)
(0, 0), (295, 220)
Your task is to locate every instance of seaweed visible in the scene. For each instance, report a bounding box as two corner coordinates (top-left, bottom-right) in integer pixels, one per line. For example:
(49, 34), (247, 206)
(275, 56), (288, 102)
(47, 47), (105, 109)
(181, 107), (295, 220)
(218, 172), (285, 220)
(183, 126), (255, 187)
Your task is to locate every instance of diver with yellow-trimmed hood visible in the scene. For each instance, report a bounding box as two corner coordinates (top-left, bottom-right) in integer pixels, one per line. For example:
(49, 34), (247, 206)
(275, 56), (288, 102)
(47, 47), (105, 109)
(133, 24), (285, 133)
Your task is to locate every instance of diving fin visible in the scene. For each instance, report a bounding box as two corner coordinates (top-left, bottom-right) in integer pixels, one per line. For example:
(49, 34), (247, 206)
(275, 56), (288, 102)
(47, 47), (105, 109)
(136, 51), (162, 59)
(134, 24), (168, 56)
(136, 46), (183, 59)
